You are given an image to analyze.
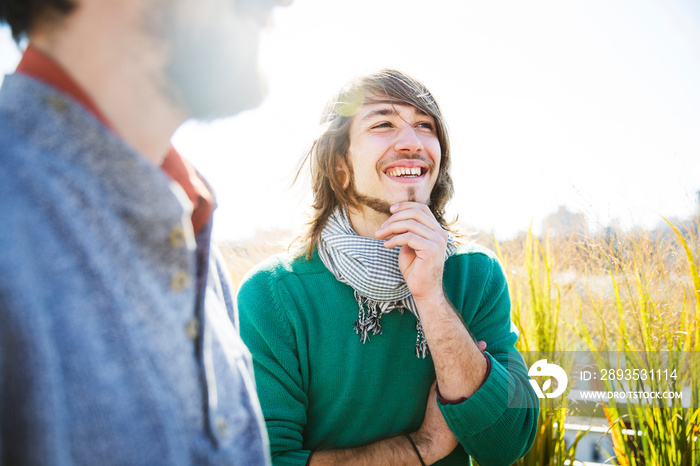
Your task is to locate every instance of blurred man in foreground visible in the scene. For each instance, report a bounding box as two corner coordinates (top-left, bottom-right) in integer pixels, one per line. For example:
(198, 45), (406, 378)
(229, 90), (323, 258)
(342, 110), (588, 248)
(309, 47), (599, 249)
(238, 69), (538, 465)
(0, 0), (289, 464)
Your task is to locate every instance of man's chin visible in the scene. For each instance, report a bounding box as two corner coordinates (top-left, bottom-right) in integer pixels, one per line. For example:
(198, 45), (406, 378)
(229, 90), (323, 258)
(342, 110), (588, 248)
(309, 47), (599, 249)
(164, 22), (267, 120)
(388, 186), (431, 207)
(168, 57), (267, 120)
(192, 73), (267, 121)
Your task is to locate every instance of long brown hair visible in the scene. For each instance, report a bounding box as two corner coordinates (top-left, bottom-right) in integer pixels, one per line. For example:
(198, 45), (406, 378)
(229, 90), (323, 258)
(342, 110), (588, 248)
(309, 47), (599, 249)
(295, 69), (455, 258)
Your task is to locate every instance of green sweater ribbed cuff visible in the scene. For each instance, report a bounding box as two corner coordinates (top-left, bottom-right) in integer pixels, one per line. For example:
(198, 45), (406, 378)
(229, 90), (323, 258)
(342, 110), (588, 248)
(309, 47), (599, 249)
(438, 353), (509, 436)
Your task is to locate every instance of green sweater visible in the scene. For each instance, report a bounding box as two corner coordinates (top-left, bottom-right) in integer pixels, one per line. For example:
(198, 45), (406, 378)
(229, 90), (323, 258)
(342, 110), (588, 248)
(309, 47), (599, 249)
(238, 244), (538, 465)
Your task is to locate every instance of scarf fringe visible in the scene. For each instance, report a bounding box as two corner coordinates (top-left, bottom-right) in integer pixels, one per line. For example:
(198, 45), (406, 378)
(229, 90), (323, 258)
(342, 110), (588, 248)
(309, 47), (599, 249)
(353, 291), (382, 343)
(415, 320), (429, 359)
(353, 291), (429, 358)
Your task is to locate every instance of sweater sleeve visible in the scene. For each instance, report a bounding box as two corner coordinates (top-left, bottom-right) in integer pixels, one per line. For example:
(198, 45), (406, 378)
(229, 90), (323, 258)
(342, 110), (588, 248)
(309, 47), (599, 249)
(238, 265), (312, 466)
(438, 253), (538, 466)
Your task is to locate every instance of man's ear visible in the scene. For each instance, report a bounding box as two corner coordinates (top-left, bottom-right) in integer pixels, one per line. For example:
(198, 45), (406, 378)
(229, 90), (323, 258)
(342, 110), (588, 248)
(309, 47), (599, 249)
(336, 158), (350, 190)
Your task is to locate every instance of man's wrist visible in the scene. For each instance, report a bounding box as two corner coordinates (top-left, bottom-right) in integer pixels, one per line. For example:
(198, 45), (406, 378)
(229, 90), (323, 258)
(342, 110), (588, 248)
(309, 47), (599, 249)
(413, 289), (449, 311)
(436, 351), (491, 404)
(404, 433), (427, 466)
(413, 426), (458, 465)
(411, 430), (435, 465)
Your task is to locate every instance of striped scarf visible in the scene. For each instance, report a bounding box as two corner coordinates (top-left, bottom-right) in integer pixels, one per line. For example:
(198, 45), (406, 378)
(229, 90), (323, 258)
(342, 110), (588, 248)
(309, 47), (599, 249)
(317, 209), (456, 358)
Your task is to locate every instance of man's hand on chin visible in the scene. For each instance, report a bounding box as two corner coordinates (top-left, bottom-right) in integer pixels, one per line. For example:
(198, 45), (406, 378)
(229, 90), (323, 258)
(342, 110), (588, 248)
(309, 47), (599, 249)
(375, 201), (449, 302)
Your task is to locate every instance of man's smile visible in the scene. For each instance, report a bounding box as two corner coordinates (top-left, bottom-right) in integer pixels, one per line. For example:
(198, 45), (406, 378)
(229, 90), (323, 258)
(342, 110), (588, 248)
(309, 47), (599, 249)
(381, 158), (431, 183)
(386, 166), (425, 177)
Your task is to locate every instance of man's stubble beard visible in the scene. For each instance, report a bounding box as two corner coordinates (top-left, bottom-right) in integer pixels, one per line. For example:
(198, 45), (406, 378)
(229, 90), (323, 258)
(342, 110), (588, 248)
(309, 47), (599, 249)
(352, 186), (422, 216)
(159, 5), (268, 121)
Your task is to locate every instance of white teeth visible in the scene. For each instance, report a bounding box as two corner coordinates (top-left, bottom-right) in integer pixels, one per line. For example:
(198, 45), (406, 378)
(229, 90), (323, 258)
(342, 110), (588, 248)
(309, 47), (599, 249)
(387, 167), (423, 177)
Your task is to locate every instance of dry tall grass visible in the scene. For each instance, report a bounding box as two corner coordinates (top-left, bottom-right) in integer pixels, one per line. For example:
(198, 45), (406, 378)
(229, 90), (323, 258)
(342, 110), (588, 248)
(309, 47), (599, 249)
(490, 220), (700, 465)
(218, 228), (294, 288)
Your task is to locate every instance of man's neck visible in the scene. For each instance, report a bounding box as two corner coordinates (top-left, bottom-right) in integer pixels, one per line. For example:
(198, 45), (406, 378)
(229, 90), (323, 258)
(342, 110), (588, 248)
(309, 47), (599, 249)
(347, 208), (390, 239)
(28, 9), (186, 166)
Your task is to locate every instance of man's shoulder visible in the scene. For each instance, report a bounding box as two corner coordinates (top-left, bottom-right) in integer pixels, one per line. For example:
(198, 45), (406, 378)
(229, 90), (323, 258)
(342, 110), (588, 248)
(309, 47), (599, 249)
(0, 73), (93, 179)
(449, 242), (502, 265)
(0, 89), (41, 170)
(0, 109), (58, 245)
(445, 242), (506, 287)
(0, 74), (57, 152)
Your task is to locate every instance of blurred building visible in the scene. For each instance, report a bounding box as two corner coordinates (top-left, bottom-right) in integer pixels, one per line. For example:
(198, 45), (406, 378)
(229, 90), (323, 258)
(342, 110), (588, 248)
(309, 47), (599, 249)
(543, 205), (588, 237)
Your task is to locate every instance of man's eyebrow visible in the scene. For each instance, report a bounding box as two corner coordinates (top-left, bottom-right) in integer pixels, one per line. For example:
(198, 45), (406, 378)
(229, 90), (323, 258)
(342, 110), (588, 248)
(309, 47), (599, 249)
(358, 106), (431, 123)
(359, 107), (398, 123)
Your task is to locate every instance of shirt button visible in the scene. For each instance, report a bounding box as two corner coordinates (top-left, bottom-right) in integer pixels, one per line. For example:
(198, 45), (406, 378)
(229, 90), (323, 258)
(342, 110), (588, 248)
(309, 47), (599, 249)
(185, 317), (200, 340)
(46, 95), (68, 112)
(215, 416), (229, 438)
(169, 226), (186, 249)
(170, 270), (190, 291)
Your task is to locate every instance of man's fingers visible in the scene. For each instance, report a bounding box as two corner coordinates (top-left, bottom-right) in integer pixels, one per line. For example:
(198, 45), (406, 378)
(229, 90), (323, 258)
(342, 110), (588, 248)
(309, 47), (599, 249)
(384, 203), (446, 236)
(376, 219), (441, 244)
(382, 232), (442, 253)
(390, 202), (432, 216)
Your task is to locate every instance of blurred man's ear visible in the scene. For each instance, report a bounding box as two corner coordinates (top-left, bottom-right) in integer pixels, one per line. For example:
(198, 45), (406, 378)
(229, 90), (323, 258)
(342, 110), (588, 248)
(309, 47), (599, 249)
(336, 159), (350, 190)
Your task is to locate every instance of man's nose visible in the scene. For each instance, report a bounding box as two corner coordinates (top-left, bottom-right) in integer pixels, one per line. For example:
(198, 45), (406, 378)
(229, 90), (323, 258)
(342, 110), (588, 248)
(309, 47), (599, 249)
(394, 125), (423, 153)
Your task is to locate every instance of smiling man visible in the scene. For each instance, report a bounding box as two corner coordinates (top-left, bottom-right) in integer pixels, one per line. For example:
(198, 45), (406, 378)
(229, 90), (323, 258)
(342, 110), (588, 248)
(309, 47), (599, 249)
(0, 0), (291, 464)
(238, 69), (538, 465)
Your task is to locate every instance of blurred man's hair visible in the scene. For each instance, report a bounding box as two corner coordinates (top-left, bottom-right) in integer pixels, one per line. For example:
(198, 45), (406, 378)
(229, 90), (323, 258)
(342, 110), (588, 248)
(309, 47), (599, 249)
(1, 0), (76, 42)
(295, 69), (455, 258)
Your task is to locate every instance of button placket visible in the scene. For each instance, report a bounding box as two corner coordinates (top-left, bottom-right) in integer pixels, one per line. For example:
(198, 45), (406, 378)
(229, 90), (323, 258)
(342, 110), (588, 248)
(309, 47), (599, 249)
(185, 316), (200, 340)
(169, 226), (186, 249)
(215, 416), (229, 439)
(46, 95), (68, 112)
(170, 270), (190, 291)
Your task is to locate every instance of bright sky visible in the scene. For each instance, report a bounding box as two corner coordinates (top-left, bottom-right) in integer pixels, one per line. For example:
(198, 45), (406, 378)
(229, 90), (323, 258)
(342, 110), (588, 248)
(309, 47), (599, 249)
(2, 0), (699, 242)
